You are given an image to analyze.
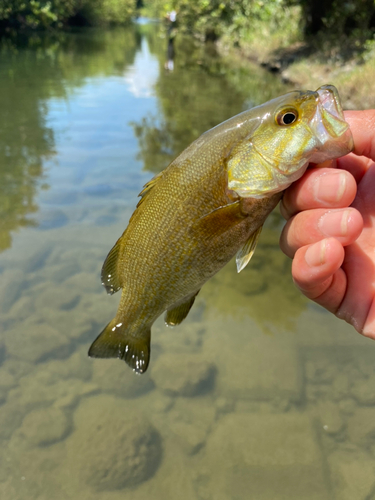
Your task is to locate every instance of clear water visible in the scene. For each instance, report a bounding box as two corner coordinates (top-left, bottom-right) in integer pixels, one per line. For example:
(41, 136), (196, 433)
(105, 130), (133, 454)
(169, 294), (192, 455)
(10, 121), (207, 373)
(0, 22), (375, 500)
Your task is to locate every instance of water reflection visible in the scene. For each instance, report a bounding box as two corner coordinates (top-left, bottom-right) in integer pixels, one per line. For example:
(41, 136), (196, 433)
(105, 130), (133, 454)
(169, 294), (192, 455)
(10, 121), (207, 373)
(0, 27), (139, 252)
(131, 33), (287, 173)
(124, 37), (159, 98)
(0, 49), (54, 251)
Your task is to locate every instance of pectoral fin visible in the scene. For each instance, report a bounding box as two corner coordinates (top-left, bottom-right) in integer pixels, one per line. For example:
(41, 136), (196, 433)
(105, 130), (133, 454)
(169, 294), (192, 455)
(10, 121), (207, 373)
(193, 201), (245, 238)
(165, 290), (200, 327)
(236, 225), (263, 273)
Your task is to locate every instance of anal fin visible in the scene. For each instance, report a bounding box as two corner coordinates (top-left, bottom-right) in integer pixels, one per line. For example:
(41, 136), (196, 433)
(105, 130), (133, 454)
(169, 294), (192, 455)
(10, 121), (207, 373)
(88, 319), (151, 374)
(236, 225), (263, 273)
(164, 291), (200, 327)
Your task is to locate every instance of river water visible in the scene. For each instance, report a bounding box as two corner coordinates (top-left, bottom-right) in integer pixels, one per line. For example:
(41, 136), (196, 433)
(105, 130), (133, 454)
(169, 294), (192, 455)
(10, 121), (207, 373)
(0, 21), (375, 500)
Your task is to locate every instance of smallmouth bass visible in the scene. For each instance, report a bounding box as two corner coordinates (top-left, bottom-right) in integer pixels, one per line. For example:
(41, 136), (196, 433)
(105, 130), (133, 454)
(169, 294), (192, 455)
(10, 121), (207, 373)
(89, 85), (353, 373)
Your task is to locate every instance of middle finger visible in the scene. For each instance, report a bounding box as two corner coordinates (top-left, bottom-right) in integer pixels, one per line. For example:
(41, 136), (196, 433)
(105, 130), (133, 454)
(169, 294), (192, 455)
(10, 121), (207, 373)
(280, 207), (363, 258)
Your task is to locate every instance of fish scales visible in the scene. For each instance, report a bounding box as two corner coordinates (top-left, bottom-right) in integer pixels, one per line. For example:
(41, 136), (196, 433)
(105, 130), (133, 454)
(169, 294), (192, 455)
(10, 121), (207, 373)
(116, 123), (254, 300)
(89, 85), (354, 373)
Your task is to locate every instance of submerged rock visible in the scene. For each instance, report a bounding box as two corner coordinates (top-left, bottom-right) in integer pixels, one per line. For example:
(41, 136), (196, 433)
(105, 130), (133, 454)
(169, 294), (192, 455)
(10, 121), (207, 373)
(14, 407), (70, 447)
(33, 283), (81, 312)
(6, 366), (97, 410)
(161, 397), (216, 455)
(196, 413), (330, 500)
(0, 400), (25, 440)
(0, 364), (17, 404)
(67, 395), (162, 491)
(328, 450), (375, 500)
(315, 401), (344, 436)
(5, 323), (70, 363)
(347, 408), (375, 448)
(0, 269), (24, 313)
(204, 318), (303, 403)
(48, 261), (82, 284)
(6, 294), (35, 322)
(91, 358), (154, 398)
(350, 375), (375, 405)
(151, 353), (216, 397)
(45, 347), (93, 382)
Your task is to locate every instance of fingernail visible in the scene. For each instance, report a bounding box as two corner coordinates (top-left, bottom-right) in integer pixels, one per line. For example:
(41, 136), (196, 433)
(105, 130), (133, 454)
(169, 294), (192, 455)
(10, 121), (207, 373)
(318, 209), (350, 237)
(314, 171), (347, 204)
(305, 240), (326, 267)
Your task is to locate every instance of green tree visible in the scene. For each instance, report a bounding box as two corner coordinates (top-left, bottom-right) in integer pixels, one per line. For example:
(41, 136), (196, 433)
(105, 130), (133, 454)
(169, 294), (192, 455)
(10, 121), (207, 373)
(141, 0), (300, 45)
(0, 0), (136, 31)
(298, 0), (375, 37)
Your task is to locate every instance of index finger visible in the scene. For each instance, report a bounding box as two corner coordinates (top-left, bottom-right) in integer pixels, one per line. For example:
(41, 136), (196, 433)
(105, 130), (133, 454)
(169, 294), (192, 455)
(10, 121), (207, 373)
(345, 110), (375, 160)
(336, 110), (375, 183)
(280, 167), (356, 219)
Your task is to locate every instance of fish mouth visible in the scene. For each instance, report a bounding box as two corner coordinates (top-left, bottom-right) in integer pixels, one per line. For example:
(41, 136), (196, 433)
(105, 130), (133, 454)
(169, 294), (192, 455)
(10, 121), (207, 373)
(317, 85), (348, 136)
(309, 85), (353, 163)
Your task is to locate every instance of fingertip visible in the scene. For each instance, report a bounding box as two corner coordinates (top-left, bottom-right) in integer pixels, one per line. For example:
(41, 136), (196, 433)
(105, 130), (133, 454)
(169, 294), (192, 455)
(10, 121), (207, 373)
(292, 238), (344, 295)
(282, 168), (357, 218)
(280, 207), (363, 259)
(345, 110), (375, 161)
(318, 207), (363, 245)
(345, 208), (364, 244)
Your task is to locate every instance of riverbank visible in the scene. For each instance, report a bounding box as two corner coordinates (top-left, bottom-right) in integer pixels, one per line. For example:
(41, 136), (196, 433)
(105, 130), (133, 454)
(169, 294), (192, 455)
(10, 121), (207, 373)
(138, 0), (375, 111)
(217, 35), (375, 110)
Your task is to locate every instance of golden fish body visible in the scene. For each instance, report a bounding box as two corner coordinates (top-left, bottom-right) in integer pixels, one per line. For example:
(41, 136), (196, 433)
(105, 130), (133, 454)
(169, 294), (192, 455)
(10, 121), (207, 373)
(89, 85), (353, 373)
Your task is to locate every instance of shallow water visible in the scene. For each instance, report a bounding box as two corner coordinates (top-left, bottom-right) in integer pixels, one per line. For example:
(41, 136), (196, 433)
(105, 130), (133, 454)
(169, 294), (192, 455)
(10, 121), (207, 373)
(1, 23), (375, 500)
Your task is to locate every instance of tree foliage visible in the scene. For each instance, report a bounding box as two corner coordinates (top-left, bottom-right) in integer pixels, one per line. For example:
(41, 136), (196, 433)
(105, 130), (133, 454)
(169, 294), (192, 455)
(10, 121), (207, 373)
(0, 0), (136, 31)
(298, 0), (375, 37)
(0, 27), (138, 250)
(141, 0), (375, 47)
(143, 0), (298, 43)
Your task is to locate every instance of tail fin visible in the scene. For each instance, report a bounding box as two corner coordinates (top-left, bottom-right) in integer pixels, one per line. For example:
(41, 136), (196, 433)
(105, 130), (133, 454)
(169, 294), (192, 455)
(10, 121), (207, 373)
(88, 319), (151, 374)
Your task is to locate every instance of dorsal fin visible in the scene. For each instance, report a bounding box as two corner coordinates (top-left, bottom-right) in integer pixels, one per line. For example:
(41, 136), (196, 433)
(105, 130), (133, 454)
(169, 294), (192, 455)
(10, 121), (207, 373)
(136, 171), (164, 208)
(101, 238), (122, 295)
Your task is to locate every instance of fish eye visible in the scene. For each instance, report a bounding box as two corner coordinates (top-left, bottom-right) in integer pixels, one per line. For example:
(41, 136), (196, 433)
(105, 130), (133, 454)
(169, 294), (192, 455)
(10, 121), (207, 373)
(276, 108), (298, 126)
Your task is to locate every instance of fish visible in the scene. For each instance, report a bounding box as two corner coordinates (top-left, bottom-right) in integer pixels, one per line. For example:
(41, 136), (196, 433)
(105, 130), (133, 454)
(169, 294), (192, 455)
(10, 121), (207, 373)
(88, 84), (353, 374)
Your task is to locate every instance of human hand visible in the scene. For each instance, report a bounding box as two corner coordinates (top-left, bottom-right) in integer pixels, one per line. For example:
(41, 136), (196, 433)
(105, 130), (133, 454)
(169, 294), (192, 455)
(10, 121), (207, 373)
(280, 110), (375, 338)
